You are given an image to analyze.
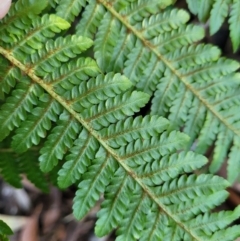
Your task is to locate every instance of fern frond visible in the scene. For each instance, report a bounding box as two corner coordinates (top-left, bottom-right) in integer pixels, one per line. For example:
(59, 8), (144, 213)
(119, 0), (176, 19)
(9, 14), (70, 58)
(101, 115), (169, 148)
(1, 1), (240, 240)
(210, 225), (240, 241)
(64, 73), (133, 112)
(187, 0), (240, 52)
(0, 0), (48, 44)
(187, 206), (240, 235)
(29, 35), (93, 76)
(76, 1), (106, 39)
(75, 0), (240, 182)
(209, 0), (230, 35)
(229, 0), (240, 52)
(0, 58), (18, 100)
(196, 0), (213, 22)
(57, 128), (99, 188)
(55, 0), (86, 22)
(39, 110), (81, 172)
(11, 98), (62, 153)
(186, 0), (201, 15)
(0, 82), (40, 141)
(170, 190), (229, 220)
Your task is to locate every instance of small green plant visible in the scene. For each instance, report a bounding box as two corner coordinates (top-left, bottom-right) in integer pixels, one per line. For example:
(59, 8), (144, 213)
(1, 1), (240, 240)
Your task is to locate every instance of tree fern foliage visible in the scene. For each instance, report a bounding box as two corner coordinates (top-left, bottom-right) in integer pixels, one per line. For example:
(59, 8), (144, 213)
(186, 0), (240, 52)
(1, 0), (240, 240)
(73, 0), (240, 184)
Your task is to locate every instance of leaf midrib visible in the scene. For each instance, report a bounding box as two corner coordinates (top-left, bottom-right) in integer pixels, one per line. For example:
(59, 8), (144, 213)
(0, 45), (203, 241)
(0, 46), (202, 241)
(97, 0), (233, 240)
(98, 0), (240, 140)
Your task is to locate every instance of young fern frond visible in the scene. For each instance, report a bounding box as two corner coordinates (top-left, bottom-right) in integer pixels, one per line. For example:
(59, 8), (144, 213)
(1, 0), (240, 240)
(186, 0), (240, 52)
(75, 0), (240, 183)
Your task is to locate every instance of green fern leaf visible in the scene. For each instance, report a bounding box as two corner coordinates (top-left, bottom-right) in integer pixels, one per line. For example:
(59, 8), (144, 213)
(101, 115), (169, 148)
(119, 0), (176, 19)
(0, 0), (48, 43)
(76, 1), (106, 39)
(186, 0), (201, 15)
(30, 35), (93, 76)
(209, 0), (231, 35)
(39, 110), (81, 172)
(169, 190), (229, 220)
(73, 153), (117, 220)
(187, 206), (240, 235)
(62, 73), (133, 112)
(95, 168), (130, 236)
(9, 14), (70, 58)
(76, 0), (240, 182)
(81, 90), (149, 129)
(57, 128), (99, 188)
(198, 0), (213, 22)
(56, 0), (86, 22)
(11, 98), (62, 153)
(0, 58), (18, 100)
(229, 0), (240, 52)
(1, 1), (240, 240)
(0, 82), (41, 141)
(45, 57), (100, 86)
(187, 0), (240, 51)
(210, 225), (240, 241)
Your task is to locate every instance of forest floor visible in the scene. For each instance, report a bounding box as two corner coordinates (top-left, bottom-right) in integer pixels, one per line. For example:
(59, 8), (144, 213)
(0, 177), (115, 241)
